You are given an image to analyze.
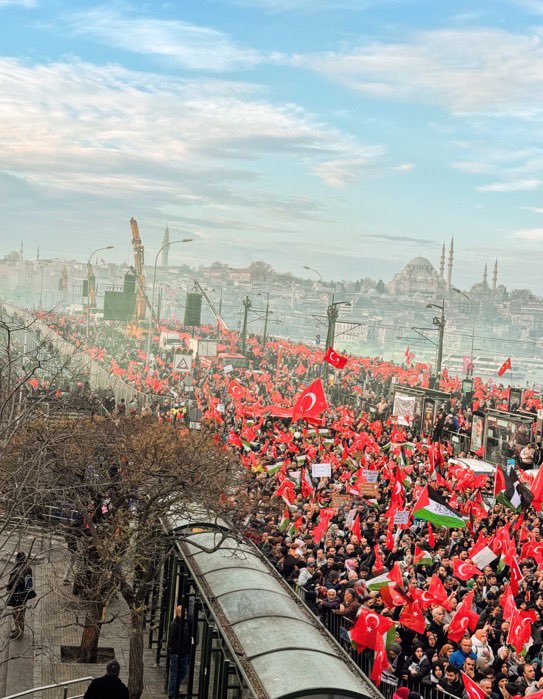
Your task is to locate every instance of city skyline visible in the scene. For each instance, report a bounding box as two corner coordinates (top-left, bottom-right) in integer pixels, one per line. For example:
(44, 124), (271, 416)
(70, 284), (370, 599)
(2, 1), (543, 290)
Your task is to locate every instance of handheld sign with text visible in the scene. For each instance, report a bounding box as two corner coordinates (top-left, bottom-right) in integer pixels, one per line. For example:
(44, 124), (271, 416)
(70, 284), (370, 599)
(394, 511), (409, 525)
(312, 463), (332, 478)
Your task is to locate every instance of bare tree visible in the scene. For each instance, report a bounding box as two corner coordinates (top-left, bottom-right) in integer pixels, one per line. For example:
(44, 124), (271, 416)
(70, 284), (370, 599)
(3, 415), (239, 699)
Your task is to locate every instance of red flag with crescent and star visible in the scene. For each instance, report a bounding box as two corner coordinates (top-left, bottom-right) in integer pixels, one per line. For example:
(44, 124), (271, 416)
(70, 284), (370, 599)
(324, 346), (348, 369)
(292, 379), (328, 422)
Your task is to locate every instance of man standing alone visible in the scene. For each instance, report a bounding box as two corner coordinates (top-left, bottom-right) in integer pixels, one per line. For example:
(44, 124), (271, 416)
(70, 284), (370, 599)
(168, 605), (192, 699)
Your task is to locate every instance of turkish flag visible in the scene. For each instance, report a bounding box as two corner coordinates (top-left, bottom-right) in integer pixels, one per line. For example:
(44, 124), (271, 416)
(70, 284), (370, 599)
(462, 671), (487, 699)
(227, 432), (242, 448)
(509, 556), (524, 596)
(448, 591), (479, 643)
(453, 559), (482, 581)
(370, 631), (390, 687)
(228, 380), (246, 401)
(507, 608), (537, 653)
(531, 467), (543, 511)
(351, 514), (362, 540)
(498, 357), (512, 377)
(292, 379), (328, 422)
(273, 479), (296, 505)
(381, 583), (411, 609)
(500, 583), (517, 621)
(350, 607), (395, 651)
(373, 544), (385, 572)
(399, 600), (426, 634)
(324, 346), (348, 369)
(521, 540), (543, 565)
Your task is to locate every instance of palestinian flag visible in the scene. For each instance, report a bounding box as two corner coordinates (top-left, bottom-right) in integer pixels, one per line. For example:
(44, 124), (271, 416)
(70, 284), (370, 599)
(497, 468), (533, 513)
(414, 545), (433, 566)
(265, 462), (282, 476)
(413, 485), (466, 529)
(279, 508), (290, 533)
(366, 571), (395, 591)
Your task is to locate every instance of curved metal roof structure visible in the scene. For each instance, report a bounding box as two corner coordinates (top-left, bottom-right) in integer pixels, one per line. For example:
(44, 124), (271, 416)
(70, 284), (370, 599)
(177, 527), (383, 699)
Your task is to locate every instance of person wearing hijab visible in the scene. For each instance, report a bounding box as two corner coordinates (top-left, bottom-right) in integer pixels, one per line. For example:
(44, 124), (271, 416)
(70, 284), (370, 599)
(472, 628), (495, 672)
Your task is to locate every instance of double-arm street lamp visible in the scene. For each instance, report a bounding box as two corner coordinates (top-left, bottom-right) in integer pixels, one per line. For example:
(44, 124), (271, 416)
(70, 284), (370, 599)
(147, 237), (193, 356)
(86, 246), (114, 337)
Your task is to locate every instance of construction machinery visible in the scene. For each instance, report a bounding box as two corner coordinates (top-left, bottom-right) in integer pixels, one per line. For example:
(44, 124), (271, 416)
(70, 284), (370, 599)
(194, 280), (229, 332)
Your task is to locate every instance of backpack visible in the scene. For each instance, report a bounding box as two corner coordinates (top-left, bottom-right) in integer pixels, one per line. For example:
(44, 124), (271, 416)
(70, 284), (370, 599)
(24, 572), (36, 600)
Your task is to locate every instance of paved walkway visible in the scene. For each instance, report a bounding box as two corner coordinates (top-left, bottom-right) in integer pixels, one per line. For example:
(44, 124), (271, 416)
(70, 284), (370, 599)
(0, 524), (167, 698)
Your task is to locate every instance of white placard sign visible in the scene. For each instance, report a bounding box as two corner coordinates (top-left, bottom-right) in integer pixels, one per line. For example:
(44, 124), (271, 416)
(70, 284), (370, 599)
(312, 463), (332, 478)
(393, 510), (409, 525)
(217, 403), (225, 413)
(363, 470), (379, 483)
(224, 364), (234, 374)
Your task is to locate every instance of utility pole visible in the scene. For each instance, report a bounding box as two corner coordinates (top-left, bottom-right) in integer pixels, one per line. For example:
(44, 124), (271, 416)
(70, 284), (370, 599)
(427, 299), (446, 387)
(262, 291), (270, 347)
(241, 296), (252, 355)
(323, 295), (350, 380)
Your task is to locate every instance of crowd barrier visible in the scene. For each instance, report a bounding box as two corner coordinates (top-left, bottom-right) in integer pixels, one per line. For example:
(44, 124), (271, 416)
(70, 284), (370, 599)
(293, 584), (460, 699)
(1, 303), (158, 408)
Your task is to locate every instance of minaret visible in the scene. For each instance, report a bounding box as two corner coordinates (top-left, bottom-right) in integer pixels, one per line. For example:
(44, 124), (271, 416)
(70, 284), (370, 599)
(492, 259), (498, 294)
(483, 262), (488, 290)
(36, 245), (40, 261)
(446, 237), (454, 290)
(19, 241), (23, 260)
(439, 243), (445, 278)
(161, 225), (170, 267)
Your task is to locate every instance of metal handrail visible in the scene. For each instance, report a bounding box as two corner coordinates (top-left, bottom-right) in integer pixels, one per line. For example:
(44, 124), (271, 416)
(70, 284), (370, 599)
(3, 676), (93, 699)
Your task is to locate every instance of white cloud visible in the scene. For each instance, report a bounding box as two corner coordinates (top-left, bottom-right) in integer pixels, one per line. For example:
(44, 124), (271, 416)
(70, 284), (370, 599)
(297, 27), (543, 113)
(515, 228), (543, 240)
(314, 150), (385, 186)
(65, 7), (283, 72)
(477, 179), (541, 192)
(0, 58), (385, 203)
(522, 206), (543, 213)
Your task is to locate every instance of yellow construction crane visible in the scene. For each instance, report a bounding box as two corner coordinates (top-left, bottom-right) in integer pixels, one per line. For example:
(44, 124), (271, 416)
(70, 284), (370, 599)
(129, 217), (147, 322)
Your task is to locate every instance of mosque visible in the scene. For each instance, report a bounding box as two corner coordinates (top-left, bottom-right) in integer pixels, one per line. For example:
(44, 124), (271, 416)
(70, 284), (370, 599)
(388, 239), (499, 300)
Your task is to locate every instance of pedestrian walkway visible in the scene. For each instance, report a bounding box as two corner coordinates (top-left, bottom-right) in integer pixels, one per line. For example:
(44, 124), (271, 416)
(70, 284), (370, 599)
(0, 526), (166, 698)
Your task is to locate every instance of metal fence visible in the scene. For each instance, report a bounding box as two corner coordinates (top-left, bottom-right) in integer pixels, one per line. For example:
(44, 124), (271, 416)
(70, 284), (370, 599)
(294, 585), (460, 699)
(1, 302), (158, 408)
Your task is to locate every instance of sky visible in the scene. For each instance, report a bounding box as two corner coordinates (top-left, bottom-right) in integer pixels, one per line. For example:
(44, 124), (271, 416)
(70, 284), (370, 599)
(1, 0), (543, 290)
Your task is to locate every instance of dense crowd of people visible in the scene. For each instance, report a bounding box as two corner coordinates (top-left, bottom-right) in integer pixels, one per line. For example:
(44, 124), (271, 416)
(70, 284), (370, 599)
(35, 310), (543, 699)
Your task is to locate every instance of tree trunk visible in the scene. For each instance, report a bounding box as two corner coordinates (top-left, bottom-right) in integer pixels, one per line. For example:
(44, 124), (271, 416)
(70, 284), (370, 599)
(79, 601), (104, 663)
(128, 607), (144, 699)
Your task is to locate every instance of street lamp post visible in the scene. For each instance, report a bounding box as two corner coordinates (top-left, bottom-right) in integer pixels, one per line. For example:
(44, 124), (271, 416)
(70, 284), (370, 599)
(426, 300), (446, 387)
(303, 265), (323, 284)
(86, 246), (114, 337)
(262, 291), (270, 347)
(453, 287), (476, 377)
(147, 237), (192, 357)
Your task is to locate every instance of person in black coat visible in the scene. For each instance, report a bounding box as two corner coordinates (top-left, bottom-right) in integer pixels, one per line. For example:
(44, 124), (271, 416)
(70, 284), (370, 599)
(7, 552), (36, 639)
(168, 605), (192, 699)
(83, 661), (128, 699)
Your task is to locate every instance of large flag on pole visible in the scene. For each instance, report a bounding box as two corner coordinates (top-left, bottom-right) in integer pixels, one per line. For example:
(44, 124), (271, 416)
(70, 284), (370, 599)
(412, 485), (466, 528)
(324, 347), (348, 369)
(292, 379), (328, 422)
(498, 357), (512, 377)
